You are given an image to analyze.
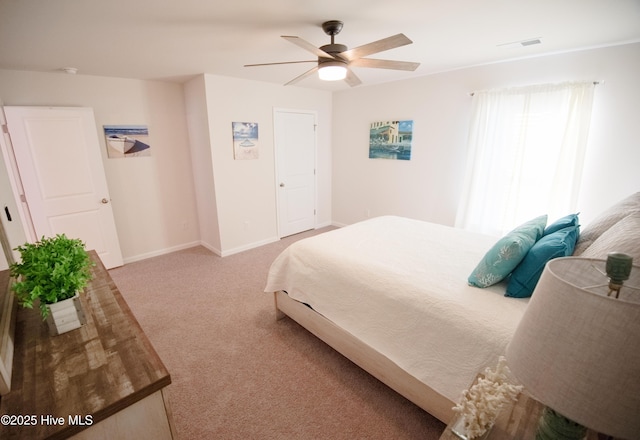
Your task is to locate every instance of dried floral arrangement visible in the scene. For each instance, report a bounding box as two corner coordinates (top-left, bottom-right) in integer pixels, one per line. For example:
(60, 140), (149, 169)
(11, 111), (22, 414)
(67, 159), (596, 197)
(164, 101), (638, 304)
(452, 356), (523, 438)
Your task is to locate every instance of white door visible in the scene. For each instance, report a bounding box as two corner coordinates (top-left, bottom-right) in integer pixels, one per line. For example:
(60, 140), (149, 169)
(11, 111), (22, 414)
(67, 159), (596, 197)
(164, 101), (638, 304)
(274, 109), (316, 238)
(4, 106), (123, 268)
(0, 150), (25, 269)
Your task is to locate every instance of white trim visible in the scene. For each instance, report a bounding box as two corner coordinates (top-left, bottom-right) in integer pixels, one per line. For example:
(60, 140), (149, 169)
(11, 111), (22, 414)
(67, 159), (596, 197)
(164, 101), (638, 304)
(121, 236), (282, 264)
(416, 40), (640, 81)
(122, 241), (202, 264)
(219, 236), (279, 257)
(315, 220), (333, 229)
(0, 105), (36, 244)
(199, 241), (222, 257)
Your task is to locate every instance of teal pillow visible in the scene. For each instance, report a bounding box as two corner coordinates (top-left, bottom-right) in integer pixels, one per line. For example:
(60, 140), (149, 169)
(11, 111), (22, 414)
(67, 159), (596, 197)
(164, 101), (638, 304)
(543, 213), (579, 236)
(505, 225), (580, 298)
(468, 215), (547, 288)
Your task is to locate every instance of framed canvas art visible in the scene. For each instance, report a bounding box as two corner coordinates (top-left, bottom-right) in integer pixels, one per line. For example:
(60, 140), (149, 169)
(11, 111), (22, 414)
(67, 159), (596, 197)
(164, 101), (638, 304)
(369, 120), (413, 160)
(104, 125), (151, 158)
(232, 122), (259, 160)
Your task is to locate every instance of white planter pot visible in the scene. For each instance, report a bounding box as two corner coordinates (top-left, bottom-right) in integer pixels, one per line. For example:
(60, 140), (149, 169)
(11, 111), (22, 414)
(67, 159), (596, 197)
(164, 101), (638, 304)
(45, 293), (86, 336)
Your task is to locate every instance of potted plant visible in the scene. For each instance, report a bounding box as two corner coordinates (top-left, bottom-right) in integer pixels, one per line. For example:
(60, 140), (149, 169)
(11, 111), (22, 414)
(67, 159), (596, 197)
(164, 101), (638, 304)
(9, 234), (94, 335)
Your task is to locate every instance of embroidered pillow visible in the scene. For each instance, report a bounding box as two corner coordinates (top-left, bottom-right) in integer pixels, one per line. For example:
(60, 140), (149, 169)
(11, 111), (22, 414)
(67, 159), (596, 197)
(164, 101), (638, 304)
(468, 215), (547, 288)
(506, 225), (580, 298)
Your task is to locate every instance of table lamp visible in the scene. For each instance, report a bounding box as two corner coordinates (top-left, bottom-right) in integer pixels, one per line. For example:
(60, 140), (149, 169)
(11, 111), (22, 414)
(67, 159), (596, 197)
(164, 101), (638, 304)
(506, 253), (640, 440)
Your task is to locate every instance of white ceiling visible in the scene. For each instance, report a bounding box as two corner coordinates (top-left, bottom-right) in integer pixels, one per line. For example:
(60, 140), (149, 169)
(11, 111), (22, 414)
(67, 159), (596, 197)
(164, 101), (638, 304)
(1, 0), (639, 91)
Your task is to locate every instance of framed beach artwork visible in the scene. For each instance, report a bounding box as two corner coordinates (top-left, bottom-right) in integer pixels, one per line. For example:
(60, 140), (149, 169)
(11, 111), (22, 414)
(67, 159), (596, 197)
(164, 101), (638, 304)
(232, 122), (259, 160)
(103, 125), (151, 158)
(369, 120), (413, 160)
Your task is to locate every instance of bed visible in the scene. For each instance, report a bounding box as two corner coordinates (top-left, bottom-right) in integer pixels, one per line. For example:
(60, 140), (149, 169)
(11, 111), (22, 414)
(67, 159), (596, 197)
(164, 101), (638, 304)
(264, 194), (640, 424)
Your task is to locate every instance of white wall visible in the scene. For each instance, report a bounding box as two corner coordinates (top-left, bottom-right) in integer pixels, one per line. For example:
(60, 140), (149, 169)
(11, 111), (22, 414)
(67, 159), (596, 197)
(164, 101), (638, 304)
(191, 74), (332, 256)
(184, 75), (221, 254)
(0, 70), (201, 263)
(2, 43), (635, 264)
(331, 43), (640, 228)
(0, 69), (332, 263)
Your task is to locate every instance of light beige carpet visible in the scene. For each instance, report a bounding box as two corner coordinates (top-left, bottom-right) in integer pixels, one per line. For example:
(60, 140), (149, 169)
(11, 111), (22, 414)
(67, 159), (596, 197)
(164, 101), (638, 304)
(108, 228), (446, 439)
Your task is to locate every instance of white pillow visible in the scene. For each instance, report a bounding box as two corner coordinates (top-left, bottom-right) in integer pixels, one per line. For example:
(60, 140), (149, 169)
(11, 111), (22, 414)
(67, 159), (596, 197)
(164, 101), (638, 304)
(580, 212), (640, 263)
(574, 192), (640, 255)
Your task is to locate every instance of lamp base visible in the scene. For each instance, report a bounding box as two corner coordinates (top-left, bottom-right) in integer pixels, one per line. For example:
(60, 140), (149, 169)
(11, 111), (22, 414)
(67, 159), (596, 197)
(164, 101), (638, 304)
(536, 407), (587, 440)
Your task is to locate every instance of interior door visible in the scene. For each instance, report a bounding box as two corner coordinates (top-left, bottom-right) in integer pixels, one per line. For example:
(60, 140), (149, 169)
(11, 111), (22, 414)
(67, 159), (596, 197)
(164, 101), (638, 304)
(3, 106), (123, 268)
(274, 109), (316, 238)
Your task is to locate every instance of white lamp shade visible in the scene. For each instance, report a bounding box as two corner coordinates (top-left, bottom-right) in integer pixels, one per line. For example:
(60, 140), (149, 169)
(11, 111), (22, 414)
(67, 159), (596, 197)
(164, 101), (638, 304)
(318, 62), (347, 81)
(506, 257), (640, 439)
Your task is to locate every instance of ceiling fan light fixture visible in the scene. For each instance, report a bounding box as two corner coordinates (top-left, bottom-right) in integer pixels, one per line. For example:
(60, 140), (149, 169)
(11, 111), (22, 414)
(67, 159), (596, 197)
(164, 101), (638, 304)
(318, 61), (347, 81)
(246, 20), (418, 87)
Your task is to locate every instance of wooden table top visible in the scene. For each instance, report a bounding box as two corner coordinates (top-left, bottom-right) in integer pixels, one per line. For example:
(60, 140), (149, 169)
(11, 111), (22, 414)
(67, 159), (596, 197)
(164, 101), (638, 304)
(0, 252), (171, 439)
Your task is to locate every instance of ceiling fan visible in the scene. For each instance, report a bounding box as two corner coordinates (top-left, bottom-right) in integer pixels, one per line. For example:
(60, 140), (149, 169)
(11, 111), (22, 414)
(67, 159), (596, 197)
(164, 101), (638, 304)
(244, 20), (420, 87)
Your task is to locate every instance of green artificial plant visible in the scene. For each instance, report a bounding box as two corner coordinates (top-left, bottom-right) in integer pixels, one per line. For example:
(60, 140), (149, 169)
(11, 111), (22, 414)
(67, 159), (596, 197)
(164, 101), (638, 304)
(9, 234), (94, 319)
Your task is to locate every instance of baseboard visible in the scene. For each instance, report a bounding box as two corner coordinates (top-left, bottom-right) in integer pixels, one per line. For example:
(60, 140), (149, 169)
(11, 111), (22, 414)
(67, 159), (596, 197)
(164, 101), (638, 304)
(315, 220), (333, 229)
(122, 241), (202, 264)
(121, 228), (338, 264)
(123, 236), (285, 263)
(199, 241), (221, 257)
(219, 236), (280, 257)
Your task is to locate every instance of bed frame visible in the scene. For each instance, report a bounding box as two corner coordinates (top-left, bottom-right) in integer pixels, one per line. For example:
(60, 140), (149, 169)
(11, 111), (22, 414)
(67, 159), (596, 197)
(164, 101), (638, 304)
(274, 290), (455, 424)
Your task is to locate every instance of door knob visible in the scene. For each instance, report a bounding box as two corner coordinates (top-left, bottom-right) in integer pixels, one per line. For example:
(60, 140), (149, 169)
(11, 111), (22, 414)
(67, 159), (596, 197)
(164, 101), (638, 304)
(279, 183), (285, 187)
(101, 198), (109, 204)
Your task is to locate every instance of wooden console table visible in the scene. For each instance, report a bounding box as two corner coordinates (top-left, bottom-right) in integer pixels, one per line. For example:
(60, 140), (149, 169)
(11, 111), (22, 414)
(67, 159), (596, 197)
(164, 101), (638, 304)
(0, 252), (175, 439)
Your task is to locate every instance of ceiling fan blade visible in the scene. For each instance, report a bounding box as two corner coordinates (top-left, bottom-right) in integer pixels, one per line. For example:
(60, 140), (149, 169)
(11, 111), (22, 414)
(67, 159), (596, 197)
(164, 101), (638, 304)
(341, 34), (413, 61)
(344, 69), (362, 87)
(349, 58), (420, 71)
(284, 65), (319, 86)
(244, 60), (316, 67)
(282, 36), (335, 59)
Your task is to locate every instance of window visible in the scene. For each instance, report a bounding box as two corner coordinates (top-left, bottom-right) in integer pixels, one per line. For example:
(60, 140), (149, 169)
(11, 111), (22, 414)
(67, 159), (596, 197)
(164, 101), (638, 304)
(455, 81), (596, 236)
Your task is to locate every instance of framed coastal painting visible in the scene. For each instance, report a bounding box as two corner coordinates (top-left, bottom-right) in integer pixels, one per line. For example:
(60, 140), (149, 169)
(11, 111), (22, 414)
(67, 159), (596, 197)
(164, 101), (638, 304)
(103, 125), (151, 158)
(369, 120), (413, 160)
(232, 122), (259, 160)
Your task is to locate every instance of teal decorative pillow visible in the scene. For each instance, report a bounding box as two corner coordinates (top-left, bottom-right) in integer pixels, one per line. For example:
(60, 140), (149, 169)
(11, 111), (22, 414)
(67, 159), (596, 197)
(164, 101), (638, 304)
(505, 225), (580, 298)
(468, 215), (547, 288)
(543, 213), (579, 236)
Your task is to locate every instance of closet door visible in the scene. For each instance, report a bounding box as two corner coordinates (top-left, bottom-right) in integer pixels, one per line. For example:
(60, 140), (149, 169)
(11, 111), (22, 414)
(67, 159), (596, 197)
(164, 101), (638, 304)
(274, 108), (316, 238)
(4, 106), (123, 268)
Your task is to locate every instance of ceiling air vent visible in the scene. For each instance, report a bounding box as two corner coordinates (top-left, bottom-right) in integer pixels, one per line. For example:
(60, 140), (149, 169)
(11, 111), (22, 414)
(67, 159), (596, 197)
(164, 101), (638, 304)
(521, 38), (542, 46)
(498, 38), (542, 49)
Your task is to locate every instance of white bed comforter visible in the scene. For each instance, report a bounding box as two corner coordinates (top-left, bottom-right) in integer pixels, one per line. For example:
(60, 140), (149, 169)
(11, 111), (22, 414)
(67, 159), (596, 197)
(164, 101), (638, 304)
(264, 216), (529, 403)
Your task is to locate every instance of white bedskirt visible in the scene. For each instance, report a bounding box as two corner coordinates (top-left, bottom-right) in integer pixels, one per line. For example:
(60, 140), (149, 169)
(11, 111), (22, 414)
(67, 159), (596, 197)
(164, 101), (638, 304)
(265, 216), (529, 403)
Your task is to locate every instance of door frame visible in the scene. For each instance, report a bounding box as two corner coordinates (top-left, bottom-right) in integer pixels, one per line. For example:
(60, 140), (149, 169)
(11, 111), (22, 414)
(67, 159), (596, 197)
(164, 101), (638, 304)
(0, 106), (33, 252)
(273, 107), (318, 238)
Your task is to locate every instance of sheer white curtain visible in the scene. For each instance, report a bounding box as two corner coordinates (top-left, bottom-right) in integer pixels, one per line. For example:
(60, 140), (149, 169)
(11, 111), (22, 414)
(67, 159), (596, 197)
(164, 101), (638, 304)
(455, 81), (595, 236)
